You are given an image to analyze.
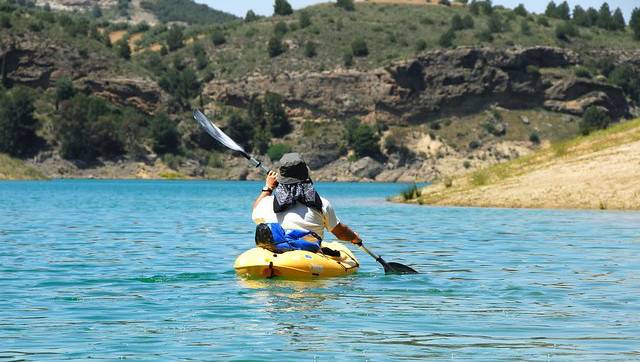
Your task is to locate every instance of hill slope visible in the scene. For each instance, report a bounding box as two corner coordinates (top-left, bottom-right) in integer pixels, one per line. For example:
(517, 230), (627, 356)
(404, 118), (640, 210)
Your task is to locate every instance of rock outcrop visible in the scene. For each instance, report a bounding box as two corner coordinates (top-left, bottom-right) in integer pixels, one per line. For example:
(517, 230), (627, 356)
(205, 46), (632, 123)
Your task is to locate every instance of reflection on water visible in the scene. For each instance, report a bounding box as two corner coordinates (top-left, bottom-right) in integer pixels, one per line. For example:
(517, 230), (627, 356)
(0, 180), (639, 360)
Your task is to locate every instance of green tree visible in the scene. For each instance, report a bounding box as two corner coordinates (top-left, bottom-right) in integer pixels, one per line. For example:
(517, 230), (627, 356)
(55, 77), (75, 111)
(462, 14), (474, 29)
(514, 4), (527, 16)
(211, 29), (226, 45)
(0, 14), (11, 29)
(299, 10), (311, 28)
(351, 38), (369, 57)
(545, 1), (557, 18)
(555, 21), (578, 41)
(116, 38), (131, 60)
(343, 50), (354, 67)
(274, 21), (288, 37)
(597, 3), (612, 30)
(150, 113), (179, 154)
(487, 15), (502, 33)
(245, 9), (258, 22)
(273, 0), (293, 16)
(166, 25), (184, 51)
(608, 65), (640, 101)
(451, 14), (464, 31)
(267, 36), (285, 57)
(349, 123), (380, 159)
(612, 8), (625, 30)
(415, 39), (427, 51)
(225, 113), (254, 152)
(192, 43), (208, 70)
(586, 7), (599, 27)
(556, 1), (570, 20)
(631, 8), (640, 40)
(0, 87), (39, 157)
(158, 63), (202, 109)
(263, 92), (291, 137)
(572, 5), (589, 26)
(336, 0), (355, 11)
(439, 29), (455, 47)
(520, 19), (531, 35)
(580, 106), (610, 135)
(267, 143), (291, 161)
(304, 41), (317, 58)
(91, 4), (102, 18)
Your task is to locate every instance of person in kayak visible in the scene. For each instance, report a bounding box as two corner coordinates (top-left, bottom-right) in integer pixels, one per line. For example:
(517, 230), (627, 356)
(252, 153), (362, 254)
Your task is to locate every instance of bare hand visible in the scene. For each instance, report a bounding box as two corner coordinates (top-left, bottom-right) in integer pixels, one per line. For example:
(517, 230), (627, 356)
(265, 170), (278, 190)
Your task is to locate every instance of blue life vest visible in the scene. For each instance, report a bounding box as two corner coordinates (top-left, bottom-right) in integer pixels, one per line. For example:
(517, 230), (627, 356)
(262, 223), (322, 253)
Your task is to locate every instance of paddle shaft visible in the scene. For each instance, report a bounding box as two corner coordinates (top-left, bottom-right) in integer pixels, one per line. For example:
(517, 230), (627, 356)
(357, 242), (390, 268)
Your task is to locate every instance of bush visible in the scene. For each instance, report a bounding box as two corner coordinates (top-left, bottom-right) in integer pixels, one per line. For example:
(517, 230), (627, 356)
(115, 38), (131, 60)
(274, 21), (288, 37)
(526, 65), (540, 76)
(529, 131), (540, 144)
(451, 14), (464, 31)
(574, 66), (592, 78)
(211, 30), (226, 45)
(336, 0), (355, 11)
(475, 29), (494, 42)
(555, 21), (578, 41)
(267, 143), (291, 161)
(55, 77), (75, 110)
(520, 19), (531, 35)
(514, 4), (527, 16)
(400, 184), (421, 200)
(487, 15), (503, 33)
(274, 0), (293, 16)
(463, 160), (471, 169)
(608, 65), (640, 101)
(0, 87), (39, 157)
(150, 113), (179, 154)
(299, 11), (311, 28)
(415, 39), (427, 51)
(537, 16), (550, 27)
(304, 41), (317, 58)
(263, 92), (291, 137)
(347, 121), (380, 159)
(245, 10), (258, 22)
(267, 36), (285, 57)
(351, 38), (369, 57)
(343, 51), (354, 67)
(158, 63), (202, 109)
(462, 15), (474, 29)
(438, 29), (455, 47)
(166, 25), (184, 51)
(225, 113), (254, 152)
(580, 106), (610, 135)
(631, 8), (640, 40)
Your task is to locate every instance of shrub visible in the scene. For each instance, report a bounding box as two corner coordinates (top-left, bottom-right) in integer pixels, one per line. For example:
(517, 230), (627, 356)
(439, 29), (455, 47)
(529, 131), (540, 144)
(0, 87), (38, 157)
(400, 183), (421, 200)
(520, 19), (531, 35)
(304, 41), (317, 58)
(158, 63), (202, 110)
(463, 160), (471, 169)
(537, 16), (550, 27)
(514, 4), (527, 16)
(267, 143), (291, 161)
(451, 14), (464, 30)
(55, 77), (75, 110)
(273, 0), (293, 16)
(462, 15), (474, 29)
(476, 29), (494, 42)
(415, 39), (427, 51)
(166, 25), (184, 51)
(351, 38), (369, 57)
(150, 113), (179, 154)
(299, 11), (311, 28)
(343, 51), (354, 67)
(268, 36), (285, 57)
(116, 38), (131, 60)
(468, 140), (481, 150)
(336, 0), (355, 11)
(487, 15), (502, 33)
(211, 29), (226, 45)
(274, 21), (288, 37)
(225, 113), (254, 152)
(555, 21), (578, 41)
(608, 65), (640, 101)
(245, 10), (258, 22)
(263, 92), (291, 137)
(580, 106), (610, 135)
(574, 66), (592, 78)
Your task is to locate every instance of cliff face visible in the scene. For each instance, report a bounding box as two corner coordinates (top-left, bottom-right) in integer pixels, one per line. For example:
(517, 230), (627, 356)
(1, 33), (165, 114)
(205, 47), (632, 124)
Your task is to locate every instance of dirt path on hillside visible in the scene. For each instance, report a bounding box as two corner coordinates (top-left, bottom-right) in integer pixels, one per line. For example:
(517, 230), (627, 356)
(427, 140), (640, 210)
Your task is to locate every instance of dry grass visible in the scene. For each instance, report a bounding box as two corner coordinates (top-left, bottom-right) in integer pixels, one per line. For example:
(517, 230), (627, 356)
(0, 154), (46, 180)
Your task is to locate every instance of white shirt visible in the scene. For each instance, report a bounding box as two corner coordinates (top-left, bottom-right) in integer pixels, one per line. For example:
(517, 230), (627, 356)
(252, 196), (340, 239)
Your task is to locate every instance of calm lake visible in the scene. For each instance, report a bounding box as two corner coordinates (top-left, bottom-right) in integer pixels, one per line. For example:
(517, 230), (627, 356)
(1, 180), (639, 360)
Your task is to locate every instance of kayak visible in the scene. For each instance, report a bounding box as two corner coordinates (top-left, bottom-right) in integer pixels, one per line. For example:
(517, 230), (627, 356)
(234, 241), (359, 279)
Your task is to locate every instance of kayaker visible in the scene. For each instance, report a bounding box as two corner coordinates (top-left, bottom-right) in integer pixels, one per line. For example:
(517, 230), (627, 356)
(252, 153), (362, 254)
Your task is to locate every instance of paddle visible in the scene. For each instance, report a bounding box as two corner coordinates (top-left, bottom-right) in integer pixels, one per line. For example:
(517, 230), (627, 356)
(357, 242), (418, 274)
(193, 109), (270, 174)
(193, 108), (418, 275)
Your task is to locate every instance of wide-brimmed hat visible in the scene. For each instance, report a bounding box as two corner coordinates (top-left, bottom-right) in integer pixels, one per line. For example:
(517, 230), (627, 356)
(277, 153), (311, 184)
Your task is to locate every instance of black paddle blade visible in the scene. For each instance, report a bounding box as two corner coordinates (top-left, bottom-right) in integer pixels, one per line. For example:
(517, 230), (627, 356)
(384, 262), (419, 275)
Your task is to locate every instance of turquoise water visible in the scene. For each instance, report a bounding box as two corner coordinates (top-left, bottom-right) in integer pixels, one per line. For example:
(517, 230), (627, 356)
(1, 180), (639, 361)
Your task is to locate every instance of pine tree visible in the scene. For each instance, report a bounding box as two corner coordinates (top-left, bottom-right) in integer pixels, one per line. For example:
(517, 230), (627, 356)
(514, 4), (527, 17)
(545, 1), (557, 18)
(597, 3), (612, 30)
(612, 8), (625, 31)
(572, 6), (589, 27)
(631, 8), (640, 40)
(273, 0), (293, 16)
(245, 10), (258, 22)
(586, 7), (599, 27)
(166, 25), (184, 51)
(556, 1), (570, 20)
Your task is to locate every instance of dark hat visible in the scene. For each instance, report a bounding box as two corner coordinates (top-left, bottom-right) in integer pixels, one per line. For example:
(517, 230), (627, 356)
(277, 153), (311, 184)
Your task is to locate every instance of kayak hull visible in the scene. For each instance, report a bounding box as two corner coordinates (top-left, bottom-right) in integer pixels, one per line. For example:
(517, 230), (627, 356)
(234, 242), (359, 279)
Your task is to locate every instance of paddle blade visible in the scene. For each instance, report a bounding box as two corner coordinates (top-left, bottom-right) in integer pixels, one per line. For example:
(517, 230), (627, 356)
(384, 262), (419, 275)
(193, 109), (246, 154)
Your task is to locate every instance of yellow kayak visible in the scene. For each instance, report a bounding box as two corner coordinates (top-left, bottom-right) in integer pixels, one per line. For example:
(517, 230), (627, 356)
(234, 242), (359, 279)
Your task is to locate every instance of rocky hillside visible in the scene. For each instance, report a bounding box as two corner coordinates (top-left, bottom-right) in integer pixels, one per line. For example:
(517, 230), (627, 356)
(1, 0), (640, 181)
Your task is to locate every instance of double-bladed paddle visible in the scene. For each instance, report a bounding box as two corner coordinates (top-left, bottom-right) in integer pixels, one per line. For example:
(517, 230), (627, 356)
(193, 108), (418, 275)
